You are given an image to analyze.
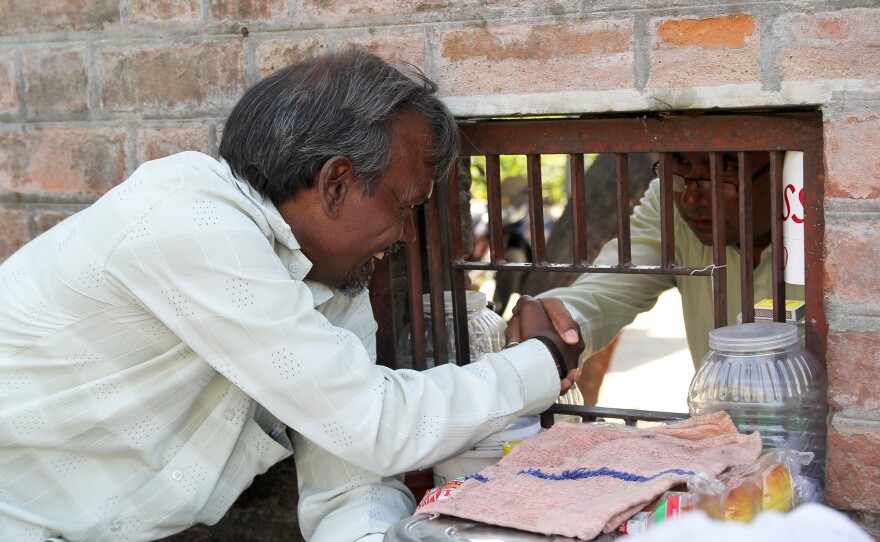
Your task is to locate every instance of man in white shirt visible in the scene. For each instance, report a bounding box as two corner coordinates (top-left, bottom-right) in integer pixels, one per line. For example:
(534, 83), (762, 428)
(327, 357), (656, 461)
(0, 50), (582, 542)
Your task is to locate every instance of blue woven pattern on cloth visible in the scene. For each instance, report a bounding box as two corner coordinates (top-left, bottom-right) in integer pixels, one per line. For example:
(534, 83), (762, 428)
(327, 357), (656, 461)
(516, 466), (695, 482)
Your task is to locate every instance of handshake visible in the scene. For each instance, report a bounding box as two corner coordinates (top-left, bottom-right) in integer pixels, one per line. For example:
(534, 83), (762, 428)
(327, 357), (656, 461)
(502, 296), (585, 395)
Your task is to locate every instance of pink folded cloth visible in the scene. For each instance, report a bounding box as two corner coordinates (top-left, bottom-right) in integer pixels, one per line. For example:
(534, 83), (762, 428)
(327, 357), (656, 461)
(419, 411), (762, 540)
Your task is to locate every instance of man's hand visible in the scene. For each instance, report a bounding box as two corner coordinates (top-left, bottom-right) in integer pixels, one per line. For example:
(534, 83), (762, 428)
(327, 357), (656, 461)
(504, 296), (584, 395)
(506, 296), (580, 346)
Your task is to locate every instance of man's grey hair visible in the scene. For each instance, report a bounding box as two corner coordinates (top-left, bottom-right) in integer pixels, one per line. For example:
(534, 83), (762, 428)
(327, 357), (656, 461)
(219, 49), (460, 205)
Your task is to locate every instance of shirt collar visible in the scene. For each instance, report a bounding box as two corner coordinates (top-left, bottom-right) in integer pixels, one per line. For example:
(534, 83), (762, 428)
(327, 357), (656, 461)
(218, 159), (323, 293)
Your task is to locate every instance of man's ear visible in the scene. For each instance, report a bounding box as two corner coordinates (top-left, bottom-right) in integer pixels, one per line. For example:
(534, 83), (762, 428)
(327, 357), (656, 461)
(315, 155), (354, 219)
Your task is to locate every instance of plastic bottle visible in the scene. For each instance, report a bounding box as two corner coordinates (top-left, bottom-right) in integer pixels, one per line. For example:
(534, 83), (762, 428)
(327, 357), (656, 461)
(687, 322), (827, 485)
(397, 290), (507, 368)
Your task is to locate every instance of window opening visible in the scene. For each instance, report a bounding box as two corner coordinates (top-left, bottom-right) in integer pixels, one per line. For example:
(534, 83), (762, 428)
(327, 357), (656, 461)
(373, 111), (825, 395)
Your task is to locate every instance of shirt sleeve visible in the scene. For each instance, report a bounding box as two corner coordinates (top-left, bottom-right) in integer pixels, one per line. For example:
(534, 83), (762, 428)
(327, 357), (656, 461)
(105, 190), (560, 477)
(538, 179), (677, 362)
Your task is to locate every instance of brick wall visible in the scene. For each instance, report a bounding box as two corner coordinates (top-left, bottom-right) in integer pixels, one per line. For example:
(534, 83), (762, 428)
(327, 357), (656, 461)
(1, 0), (879, 537)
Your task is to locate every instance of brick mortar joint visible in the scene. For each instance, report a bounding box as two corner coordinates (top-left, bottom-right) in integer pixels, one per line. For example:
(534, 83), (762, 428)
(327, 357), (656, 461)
(825, 199), (880, 217)
(829, 413), (880, 429)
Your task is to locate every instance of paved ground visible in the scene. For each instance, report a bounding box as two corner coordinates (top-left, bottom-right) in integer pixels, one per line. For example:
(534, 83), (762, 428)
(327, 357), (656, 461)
(596, 289), (694, 414)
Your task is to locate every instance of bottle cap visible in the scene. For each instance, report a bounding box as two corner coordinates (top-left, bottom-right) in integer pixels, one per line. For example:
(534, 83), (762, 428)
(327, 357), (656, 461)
(708, 322), (799, 353)
(422, 291), (487, 315)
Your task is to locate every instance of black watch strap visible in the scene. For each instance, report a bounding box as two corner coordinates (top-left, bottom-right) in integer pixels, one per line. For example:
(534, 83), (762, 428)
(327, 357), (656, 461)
(530, 335), (568, 379)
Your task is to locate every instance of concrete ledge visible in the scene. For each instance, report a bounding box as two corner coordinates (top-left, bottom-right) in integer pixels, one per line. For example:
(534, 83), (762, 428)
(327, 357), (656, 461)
(444, 79), (876, 117)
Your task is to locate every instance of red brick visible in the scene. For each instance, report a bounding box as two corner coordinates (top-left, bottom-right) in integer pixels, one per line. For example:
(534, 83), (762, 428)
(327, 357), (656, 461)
(825, 109), (880, 199)
(210, 0), (286, 21)
(827, 330), (880, 414)
(0, 127), (127, 196)
(256, 37), (329, 79)
(98, 42), (246, 115)
(658, 14), (755, 48)
(824, 220), (880, 312)
(778, 8), (880, 81)
(34, 210), (75, 235)
(258, 33), (425, 79)
(651, 14), (760, 87)
(297, 0), (467, 23)
(438, 21), (634, 96)
(0, 51), (16, 114)
(136, 124), (210, 165)
(826, 421), (880, 512)
(24, 48), (88, 119)
(129, 0), (199, 23)
(335, 33), (426, 69)
(0, 0), (119, 34)
(298, 0), (580, 22)
(0, 209), (30, 263)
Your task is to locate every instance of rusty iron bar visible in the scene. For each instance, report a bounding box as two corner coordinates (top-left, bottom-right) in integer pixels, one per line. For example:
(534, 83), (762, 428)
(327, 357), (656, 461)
(615, 153), (632, 267)
(453, 261), (717, 275)
(738, 152), (755, 323)
(444, 161), (472, 366)
(368, 256), (396, 368)
(404, 225), (427, 371)
(710, 152), (729, 329)
(527, 154), (547, 264)
(569, 153), (588, 265)
(458, 115), (821, 156)
(769, 151), (786, 323)
(802, 142), (827, 365)
(485, 155), (503, 264)
(424, 183), (450, 366)
(658, 152), (675, 269)
(540, 404), (689, 429)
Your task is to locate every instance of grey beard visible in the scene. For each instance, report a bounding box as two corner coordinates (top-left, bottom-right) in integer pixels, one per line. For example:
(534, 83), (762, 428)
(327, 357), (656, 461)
(338, 263), (373, 298)
(338, 242), (403, 298)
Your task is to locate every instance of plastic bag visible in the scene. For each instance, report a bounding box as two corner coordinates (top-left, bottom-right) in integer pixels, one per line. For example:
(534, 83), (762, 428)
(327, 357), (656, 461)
(618, 449), (814, 535)
(687, 448), (815, 522)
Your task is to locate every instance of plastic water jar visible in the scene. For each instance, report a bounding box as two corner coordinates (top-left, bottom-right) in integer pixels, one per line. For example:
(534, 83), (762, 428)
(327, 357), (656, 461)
(687, 322), (828, 482)
(397, 291), (507, 368)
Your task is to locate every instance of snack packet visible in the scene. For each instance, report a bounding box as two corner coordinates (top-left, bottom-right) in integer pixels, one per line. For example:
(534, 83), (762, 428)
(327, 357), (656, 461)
(618, 491), (694, 534)
(416, 477), (467, 510)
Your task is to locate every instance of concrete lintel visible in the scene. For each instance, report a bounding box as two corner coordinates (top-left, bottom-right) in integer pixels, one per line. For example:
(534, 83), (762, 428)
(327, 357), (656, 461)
(444, 79), (876, 118)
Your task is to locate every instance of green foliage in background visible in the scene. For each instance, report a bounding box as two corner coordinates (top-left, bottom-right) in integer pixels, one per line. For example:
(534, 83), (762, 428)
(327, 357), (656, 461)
(469, 155), (570, 204)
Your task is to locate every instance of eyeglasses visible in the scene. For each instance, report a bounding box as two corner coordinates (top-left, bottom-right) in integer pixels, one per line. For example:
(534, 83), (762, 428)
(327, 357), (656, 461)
(652, 160), (771, 194)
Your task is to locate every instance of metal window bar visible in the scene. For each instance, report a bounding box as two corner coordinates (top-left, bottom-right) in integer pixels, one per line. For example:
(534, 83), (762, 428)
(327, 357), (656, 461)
(374, 113), (826, 393)
(541, 404), (690, 428)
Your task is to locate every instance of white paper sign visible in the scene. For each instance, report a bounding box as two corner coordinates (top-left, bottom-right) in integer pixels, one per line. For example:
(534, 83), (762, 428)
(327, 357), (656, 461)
(782, 151), (805, 285)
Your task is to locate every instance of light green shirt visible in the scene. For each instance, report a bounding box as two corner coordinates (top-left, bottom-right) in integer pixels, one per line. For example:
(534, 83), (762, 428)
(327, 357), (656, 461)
(0, 152), (560, 542)
(541, 179), (804, 368)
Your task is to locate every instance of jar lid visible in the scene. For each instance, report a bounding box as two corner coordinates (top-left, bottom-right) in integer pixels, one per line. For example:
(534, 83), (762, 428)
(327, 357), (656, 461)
(708, 322), (799, 353)
(422, 291), (487, 314)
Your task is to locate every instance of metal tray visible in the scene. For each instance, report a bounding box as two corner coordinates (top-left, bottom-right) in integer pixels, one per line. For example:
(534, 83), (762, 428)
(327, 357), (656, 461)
(384, 513), (617, 542)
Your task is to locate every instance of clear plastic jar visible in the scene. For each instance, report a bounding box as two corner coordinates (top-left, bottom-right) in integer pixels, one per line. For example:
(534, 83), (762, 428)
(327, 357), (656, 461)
(687, 322), (827, 483)
(397, 291), (507, 369)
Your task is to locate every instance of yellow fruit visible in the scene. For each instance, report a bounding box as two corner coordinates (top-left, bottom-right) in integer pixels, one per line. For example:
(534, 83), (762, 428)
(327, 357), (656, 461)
(761, 464), (793, 512)
(723, 485), (756, 522)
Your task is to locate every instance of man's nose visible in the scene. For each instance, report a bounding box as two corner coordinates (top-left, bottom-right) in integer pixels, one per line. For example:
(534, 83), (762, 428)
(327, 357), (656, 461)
(400, 213), (417, 246)
(678, 178), (711, 208)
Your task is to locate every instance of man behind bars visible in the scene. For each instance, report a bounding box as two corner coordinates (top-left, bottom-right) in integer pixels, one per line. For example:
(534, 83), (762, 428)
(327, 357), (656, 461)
(0, 50), (582, 542)
(510, 151), (805, 370)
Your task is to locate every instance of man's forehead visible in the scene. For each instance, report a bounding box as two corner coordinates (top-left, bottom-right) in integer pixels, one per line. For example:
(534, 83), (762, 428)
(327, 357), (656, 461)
(400, 177), (434, 202)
